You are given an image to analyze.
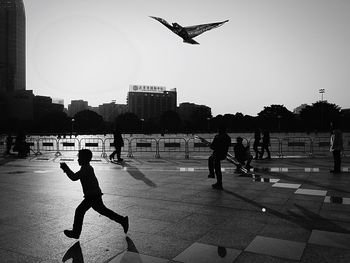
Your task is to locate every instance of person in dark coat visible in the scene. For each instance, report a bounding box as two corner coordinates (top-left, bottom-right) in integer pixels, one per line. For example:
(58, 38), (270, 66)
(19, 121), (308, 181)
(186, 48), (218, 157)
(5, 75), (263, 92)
(109, 126), (124, 162)
(253, 129), (261, 160)
(260, 130), (271, 159)
(207, 125), (231, 190)
(330, 121), (343, 173)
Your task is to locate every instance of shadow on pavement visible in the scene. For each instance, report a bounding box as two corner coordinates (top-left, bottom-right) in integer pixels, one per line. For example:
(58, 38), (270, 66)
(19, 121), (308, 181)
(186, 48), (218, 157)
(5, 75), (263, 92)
(62, 241), (84, 263)
(123, 163), (157, 187)
(223, 189), (350, 234)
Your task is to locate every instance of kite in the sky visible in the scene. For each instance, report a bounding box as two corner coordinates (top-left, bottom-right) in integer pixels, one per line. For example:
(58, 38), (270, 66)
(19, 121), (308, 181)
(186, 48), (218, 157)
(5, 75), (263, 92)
(150, 16), (229, 45)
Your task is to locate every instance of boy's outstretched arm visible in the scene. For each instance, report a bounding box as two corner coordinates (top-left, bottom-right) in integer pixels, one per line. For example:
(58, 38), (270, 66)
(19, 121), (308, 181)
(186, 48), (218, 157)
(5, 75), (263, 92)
(60, 162), (80, 181)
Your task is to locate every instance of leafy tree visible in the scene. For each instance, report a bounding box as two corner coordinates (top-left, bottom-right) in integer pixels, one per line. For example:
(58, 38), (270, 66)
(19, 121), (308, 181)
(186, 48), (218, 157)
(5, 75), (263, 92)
(299, 101), (341, 131)
(258, 104), (295, 131)
(37, 111), (71, 133)
(74, 110), (104, 134)
(160, 110), (182, 133)
(115, 112), (141, 133)
(190, 105), (212, 132)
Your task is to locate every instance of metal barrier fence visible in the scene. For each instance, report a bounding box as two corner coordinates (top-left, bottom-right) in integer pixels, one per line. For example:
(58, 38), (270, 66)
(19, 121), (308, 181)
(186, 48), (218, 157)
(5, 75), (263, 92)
(280, 137), (313, 157)
(57, 138), (80, 156)
(312, 137), (331, 157)
(37, 138), (59, 156)
(128, 138), (158, 158)
(158, 138), (188, 159)
(80, 138), (104, 157)
(344, 136), (350, 157)
(1, 134), (350, 158)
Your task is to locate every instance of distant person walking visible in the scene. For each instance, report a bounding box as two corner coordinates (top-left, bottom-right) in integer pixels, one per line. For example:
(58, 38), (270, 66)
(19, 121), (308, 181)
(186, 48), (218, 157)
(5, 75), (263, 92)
(260, 130), (271, 159)
(330, 122), (343, 173)
(13, 132), (30, 157)
(60, 149), (129, 239)
(207, 125), (231, 190)
(6, 133), (13, 155)
(109, 126), (124, 162)
(253, 129), (261, 160)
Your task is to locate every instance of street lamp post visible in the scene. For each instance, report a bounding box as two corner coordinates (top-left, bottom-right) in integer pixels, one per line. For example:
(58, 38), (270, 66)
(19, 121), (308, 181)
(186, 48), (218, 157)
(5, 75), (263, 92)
(140, 119), (144, 134)
(318, 89), (325, 130)
(319, 89), (325, 101)
(71, 118), (75, 137)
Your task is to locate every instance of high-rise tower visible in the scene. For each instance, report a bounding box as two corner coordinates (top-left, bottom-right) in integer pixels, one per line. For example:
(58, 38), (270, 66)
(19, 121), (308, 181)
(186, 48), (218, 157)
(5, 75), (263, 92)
(0, 0), (26, 92)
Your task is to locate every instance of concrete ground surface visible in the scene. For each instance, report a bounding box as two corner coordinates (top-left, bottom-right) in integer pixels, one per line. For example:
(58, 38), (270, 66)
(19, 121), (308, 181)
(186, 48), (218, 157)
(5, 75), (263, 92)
(0, 153), (350, 263)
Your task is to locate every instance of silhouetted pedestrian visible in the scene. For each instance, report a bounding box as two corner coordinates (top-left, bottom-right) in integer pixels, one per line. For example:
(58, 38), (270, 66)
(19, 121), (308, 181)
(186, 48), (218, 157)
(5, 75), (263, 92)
(260, 130), (271, 159)
(234, 137), (253, 171)
(330, 122), (343, 173)
(13, 132), (29, 157)
(60, 149), (129, 239)
(207, 125), (231, 190)
(253, 129), (261, 159)
(6, 133), (13, 154)
(109, 126), (124, 162)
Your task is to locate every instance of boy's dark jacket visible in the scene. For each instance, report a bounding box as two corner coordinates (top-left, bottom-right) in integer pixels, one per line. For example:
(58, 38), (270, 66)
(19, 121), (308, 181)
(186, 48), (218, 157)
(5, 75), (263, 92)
(64, 164), (102, 197)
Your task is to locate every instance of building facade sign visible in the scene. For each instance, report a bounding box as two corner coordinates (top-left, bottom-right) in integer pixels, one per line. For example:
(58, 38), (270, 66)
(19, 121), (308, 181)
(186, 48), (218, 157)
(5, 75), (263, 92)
(129, 85), (165, 93)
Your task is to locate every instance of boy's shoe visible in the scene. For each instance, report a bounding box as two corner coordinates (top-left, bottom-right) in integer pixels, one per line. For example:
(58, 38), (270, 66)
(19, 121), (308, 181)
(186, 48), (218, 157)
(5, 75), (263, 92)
(208, 173), (215, 178)
(122, 216), (129, 234)
(212, 183), (223, 190)
(117, 158), (124, 162)
(109, 155), (113, 161)
(64, 230), (79, 239)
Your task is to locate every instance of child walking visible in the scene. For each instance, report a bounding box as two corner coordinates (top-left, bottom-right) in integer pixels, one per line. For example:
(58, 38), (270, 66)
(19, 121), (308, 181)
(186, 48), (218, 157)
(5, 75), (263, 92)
(60, 149), (129, 239)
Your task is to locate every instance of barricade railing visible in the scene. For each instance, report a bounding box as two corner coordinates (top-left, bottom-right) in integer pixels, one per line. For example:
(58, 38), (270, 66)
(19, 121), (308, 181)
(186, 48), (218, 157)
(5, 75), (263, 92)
(187, 137), (212, 158)
(103, 138), (129, 158)
(26, 137), (40, 155)
(57, 138), (80, 156)
(343, 136), (350, 157)
(0, 136), (6, 153)
(37, 138), (59, 156)
(2, 134), (349, 159)
(80, 138), (104, 157)
(311, 137), (331, 157)
(128, 138), (158, 158)
(157, 137), (188, 159)
(280, 137), (312, 157)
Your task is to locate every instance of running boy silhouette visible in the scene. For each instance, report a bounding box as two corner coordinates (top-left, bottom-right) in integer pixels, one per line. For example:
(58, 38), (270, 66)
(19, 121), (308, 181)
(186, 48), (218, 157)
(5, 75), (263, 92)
(60, 149), (129, 239)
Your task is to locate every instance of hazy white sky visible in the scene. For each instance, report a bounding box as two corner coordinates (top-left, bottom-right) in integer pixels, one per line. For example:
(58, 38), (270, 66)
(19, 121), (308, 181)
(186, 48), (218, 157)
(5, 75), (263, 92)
(25, 0), (350, 116)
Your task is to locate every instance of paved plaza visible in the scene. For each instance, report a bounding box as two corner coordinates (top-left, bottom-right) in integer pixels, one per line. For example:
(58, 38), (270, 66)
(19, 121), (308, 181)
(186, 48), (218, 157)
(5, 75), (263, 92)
(1, 153), (350, 262)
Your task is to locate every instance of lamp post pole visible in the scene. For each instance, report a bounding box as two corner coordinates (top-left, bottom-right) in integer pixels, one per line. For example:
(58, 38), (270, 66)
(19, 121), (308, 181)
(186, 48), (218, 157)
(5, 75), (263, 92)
(319, 89), (325, 130)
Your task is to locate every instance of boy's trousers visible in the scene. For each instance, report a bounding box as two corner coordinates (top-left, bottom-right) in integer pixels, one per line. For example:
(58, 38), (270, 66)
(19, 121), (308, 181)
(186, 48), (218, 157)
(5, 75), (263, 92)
(73, 195), (124, 235)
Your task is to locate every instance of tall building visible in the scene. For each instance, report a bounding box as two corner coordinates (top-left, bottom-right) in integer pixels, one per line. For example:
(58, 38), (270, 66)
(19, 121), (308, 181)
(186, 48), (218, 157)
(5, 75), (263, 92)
(68, 100), (89, 117)
(178, 102), (212, 122)
(0, 0), (26, 92)
(98, 102), (127, 122)
(127, 85), (177, 120)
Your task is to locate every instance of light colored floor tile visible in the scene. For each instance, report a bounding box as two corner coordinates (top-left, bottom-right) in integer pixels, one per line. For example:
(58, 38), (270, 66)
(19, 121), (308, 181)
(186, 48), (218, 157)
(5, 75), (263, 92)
(245, 236), (306, 261)
(295, 189), (327, 196)
(272, 183), (301, 189)
(304, 168), (320, 172)
(324, 196), (350, 204)
(309, 230), (350, 249)
(270, 168), (289, 172)
(108, 251), (168, 263)
(173, 242), (241, 263)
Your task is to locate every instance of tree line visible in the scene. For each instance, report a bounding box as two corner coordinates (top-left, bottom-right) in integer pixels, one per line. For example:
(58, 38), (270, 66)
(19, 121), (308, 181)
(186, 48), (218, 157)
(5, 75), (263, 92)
(3, 101), (349, 134)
